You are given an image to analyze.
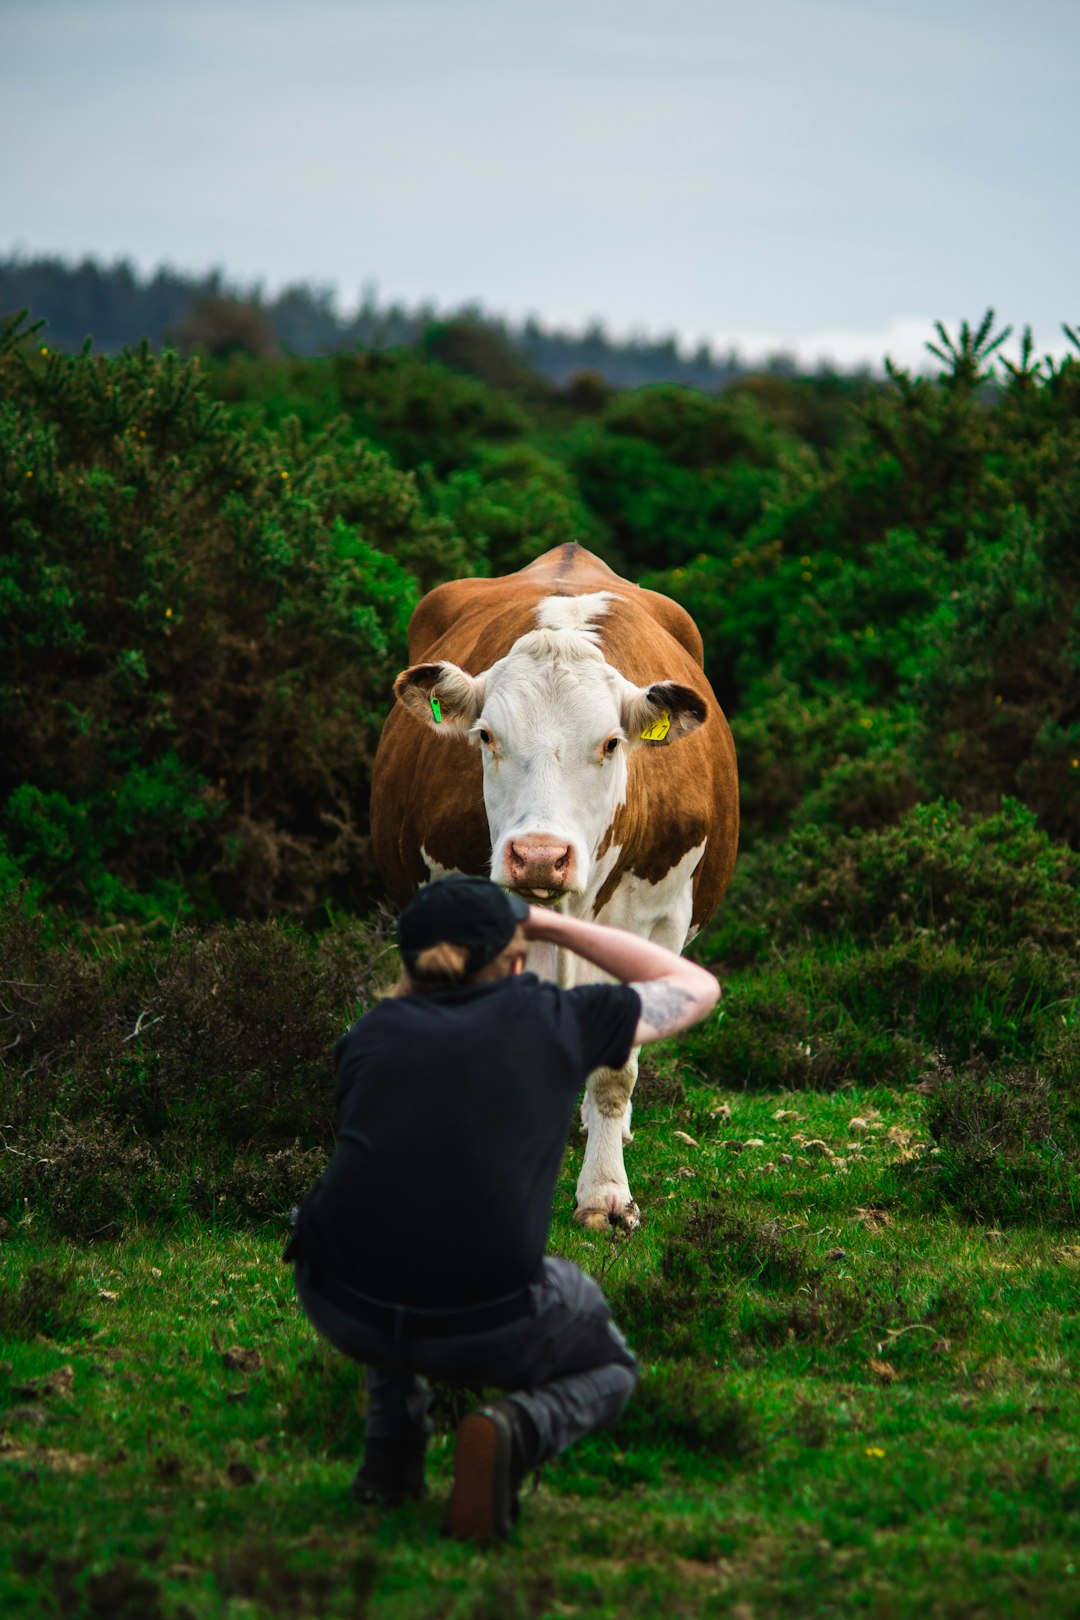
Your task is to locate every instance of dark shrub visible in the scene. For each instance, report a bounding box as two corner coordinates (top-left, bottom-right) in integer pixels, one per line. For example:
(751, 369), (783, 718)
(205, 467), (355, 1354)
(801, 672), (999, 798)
(0, 896), (384, 1136)
(702, 799), (1080, 968)
(913, 510), (1080, 847)
(0, 891), (128, 1092)
(0, 1125), (328, 1240)
(137, 921), (349, 1146)
(173, 295), (278, 360)
(0, 1259), (85, 1341)
(923, 1032), (1080, 1226)
(0, 902), (388, 1234)
(3, 1121), (178, 1239)
(612, 1197), (816, 1357)
(220, 1143), (328, 1220)
(732, 685), (923, 844)
(620, 1360), (759, 1462)
(421, 318), (549, 398)
(0, 318), (470, 923)
(430, 444), (601, 575)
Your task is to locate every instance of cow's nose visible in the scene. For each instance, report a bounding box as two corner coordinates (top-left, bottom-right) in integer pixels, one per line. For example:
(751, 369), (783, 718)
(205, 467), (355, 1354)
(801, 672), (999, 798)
(506, 839), (573, 892)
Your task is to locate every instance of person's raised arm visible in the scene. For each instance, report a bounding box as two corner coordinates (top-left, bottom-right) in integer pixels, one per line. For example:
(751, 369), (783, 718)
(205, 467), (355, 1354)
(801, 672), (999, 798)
(522, 908), (719, 1045)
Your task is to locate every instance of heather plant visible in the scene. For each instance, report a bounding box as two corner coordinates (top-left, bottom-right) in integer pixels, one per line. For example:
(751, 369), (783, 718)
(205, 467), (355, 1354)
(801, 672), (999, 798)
(683, 934), (1068, 1094)
(0, 894), (384, 1137)
(0, 893), (388, 1236)
(922, 1031), (1080, 1226)
(0, 1259), (85, 1340)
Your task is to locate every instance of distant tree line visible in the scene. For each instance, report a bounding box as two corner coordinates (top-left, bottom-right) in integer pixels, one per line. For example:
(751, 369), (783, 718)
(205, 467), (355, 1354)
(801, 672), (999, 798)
(0, 252), (857, 392)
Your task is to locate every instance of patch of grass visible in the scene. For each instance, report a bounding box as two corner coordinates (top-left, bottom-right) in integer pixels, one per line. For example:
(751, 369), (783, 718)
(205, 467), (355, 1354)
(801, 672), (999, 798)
(4, 1082), (1080, 1617)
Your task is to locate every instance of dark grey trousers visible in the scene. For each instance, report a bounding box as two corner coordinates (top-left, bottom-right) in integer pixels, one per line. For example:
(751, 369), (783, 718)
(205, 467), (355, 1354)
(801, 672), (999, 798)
(294, 1255), (638, 1466)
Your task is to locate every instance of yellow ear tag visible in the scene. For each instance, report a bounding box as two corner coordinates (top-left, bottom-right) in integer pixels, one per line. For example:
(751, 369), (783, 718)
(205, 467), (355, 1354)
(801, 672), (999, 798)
(430, 695), (442, 724)
(640, 709), (671, 742)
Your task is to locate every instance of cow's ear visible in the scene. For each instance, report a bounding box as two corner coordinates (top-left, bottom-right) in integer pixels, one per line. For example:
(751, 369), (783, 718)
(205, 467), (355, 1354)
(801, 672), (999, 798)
(622, 681), (707, 747)
(394, 662), (483, 733)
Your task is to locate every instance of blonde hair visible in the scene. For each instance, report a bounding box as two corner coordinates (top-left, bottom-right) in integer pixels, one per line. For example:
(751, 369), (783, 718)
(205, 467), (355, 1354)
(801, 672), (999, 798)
(390, 926), (528, 997)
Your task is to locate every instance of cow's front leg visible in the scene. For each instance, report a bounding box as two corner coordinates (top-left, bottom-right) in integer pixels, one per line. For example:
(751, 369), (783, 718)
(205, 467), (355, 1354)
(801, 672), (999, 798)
(575, 1051), (639, 1231)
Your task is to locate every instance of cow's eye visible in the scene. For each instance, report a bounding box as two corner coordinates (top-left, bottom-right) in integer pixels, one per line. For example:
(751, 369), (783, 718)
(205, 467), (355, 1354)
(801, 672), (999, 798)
(478, 727), (494, 747)
(602, 736), (621, 758)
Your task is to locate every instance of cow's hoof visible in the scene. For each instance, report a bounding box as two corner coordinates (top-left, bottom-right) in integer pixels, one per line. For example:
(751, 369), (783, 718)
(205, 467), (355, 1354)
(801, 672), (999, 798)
(574, 1194), (640, 1233)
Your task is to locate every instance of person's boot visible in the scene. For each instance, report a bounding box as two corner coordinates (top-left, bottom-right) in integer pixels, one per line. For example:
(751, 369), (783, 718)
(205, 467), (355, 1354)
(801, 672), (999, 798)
(441, 1400), (539, 1542)
(350, 1438), (426, 1506)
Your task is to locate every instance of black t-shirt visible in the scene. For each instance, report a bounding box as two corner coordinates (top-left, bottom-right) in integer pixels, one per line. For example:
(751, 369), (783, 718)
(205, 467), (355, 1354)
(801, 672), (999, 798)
(297, 972), (641, 1307)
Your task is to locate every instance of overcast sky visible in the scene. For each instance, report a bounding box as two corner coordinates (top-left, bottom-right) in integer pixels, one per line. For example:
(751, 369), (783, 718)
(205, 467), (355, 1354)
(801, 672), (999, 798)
(3, 0), (1077, 368)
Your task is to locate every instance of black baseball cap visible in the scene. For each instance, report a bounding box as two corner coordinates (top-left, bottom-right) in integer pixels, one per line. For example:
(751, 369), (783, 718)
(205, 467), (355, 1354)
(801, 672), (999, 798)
(398, 875), (530, 975)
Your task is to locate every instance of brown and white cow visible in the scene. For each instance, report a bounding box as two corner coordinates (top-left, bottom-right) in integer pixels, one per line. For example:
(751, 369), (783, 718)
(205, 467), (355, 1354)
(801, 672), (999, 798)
(370, 543), (738, 1229)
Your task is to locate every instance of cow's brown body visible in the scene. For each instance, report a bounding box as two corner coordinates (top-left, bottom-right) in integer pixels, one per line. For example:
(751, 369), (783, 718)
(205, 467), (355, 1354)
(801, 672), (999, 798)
(372, 544), (738, 922)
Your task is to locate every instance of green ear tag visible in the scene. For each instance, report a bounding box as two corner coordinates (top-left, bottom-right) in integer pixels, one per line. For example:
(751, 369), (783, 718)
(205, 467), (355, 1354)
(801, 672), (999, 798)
(640, 708), (671, 742)
(430, 695), (442, 724)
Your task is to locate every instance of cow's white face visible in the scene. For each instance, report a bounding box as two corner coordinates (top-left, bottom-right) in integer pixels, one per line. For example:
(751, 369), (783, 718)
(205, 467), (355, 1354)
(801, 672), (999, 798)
(472, 630), (636, 896)
(394, 612), (705, 899)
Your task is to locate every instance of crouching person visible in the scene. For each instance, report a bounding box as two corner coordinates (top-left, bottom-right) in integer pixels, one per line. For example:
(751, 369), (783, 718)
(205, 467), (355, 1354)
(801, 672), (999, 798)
(286, 875), (719, 1542)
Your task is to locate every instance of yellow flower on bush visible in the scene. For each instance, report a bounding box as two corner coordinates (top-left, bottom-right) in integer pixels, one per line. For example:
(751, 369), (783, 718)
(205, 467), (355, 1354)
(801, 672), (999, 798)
(865, 1446), (886, 1459)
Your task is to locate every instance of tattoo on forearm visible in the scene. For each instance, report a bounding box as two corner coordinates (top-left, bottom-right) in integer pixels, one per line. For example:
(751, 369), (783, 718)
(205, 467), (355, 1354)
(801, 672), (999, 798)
(633, 980), (696, 1037)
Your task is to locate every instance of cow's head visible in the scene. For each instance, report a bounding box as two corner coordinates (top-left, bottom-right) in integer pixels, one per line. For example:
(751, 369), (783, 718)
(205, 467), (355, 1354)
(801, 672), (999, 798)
(394, 627), (706, 899)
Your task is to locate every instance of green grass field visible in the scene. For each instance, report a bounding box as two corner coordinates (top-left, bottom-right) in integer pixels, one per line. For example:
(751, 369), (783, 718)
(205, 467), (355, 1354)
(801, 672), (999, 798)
(4, 1072), (1080, 1619)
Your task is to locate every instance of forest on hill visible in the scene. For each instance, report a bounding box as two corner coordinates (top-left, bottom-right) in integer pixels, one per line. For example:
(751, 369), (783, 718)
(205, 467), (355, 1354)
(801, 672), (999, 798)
(0, 251), (837, 390)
